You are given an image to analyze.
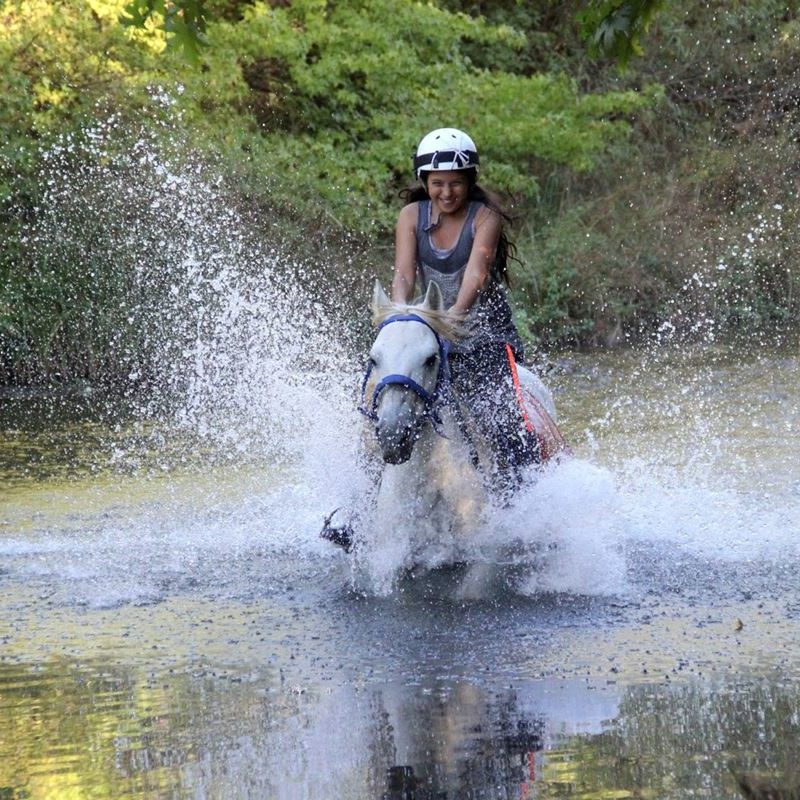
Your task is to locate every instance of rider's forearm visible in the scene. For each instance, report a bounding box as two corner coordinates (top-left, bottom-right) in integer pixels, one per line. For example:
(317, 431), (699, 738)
(391, 268), (415, 303)
(450, 265), (489, 314)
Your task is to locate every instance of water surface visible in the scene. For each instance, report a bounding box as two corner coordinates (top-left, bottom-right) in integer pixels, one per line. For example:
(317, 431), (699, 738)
(2, 340), (799, 799)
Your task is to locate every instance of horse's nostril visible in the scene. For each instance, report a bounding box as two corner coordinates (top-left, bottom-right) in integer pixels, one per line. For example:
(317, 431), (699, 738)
(375, 418), (416, 464)
(377, 420), (409, 442)
(383, 448), (411, 465)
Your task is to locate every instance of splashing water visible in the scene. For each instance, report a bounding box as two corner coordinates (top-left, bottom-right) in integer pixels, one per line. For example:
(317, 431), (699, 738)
(3, 123), (799, 609)
(4, 121), (373, 602)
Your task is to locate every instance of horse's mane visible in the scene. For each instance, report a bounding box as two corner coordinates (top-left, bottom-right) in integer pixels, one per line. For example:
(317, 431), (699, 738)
(371, 299), (467, 341)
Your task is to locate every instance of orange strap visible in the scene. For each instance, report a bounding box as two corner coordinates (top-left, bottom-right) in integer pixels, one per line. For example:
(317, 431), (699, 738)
(505, 343), (534, 434)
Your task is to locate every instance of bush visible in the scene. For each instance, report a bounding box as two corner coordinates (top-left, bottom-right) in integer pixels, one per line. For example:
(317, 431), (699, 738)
(2, 0), (799, 390)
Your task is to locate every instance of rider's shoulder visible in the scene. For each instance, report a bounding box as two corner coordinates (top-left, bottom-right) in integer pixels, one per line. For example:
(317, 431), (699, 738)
(397, 201), (420, 227)
(473, 202), (500, 228)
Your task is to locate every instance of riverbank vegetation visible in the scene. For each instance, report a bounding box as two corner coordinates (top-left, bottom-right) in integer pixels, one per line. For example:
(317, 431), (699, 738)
(1, 0), (799, 390)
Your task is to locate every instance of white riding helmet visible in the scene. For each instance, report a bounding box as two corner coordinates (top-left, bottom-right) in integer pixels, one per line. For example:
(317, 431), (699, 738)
(414, 127), (479, 178)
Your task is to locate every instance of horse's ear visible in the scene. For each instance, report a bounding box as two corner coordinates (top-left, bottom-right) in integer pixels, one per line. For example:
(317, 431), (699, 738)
(422, 280), (444, 312)
(372, 279), (391, 311)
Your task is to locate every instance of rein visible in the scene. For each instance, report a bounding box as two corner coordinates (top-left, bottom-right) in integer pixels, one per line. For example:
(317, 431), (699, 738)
(359, 314), (451, 432)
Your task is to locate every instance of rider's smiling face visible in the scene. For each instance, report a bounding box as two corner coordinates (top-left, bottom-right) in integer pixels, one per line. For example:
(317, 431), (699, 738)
(425, 171), (469, 216)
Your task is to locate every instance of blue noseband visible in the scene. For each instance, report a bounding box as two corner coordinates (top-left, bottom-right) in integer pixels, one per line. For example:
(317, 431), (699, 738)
(359, 314), (451, 430)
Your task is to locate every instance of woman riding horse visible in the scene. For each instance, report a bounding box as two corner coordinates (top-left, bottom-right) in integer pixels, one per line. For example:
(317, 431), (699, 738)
(392, 127), (540, 492)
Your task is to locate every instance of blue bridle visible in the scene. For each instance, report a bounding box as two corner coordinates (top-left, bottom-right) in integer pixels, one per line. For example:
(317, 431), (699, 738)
(359, 314), (451, 431)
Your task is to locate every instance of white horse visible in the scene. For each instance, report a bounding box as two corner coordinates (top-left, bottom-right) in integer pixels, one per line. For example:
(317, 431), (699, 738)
(323, 280), (567, 592)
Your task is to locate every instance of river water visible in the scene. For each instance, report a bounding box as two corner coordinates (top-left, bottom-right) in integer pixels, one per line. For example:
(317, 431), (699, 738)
(3, 141), (800, 798)
(2, 336), (799, 799)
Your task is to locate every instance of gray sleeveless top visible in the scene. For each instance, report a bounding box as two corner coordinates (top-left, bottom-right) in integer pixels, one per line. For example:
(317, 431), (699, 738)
(415, 200), (523, 357)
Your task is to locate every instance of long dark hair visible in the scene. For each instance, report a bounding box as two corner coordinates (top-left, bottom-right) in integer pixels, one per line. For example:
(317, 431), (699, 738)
(399, 168), (517, 287)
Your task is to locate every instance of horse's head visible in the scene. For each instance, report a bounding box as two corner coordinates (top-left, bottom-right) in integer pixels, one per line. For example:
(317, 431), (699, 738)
(364, 281), (454, 465)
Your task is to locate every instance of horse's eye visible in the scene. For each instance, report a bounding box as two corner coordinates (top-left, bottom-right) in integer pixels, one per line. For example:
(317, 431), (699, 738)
(424, 354), (438, 369)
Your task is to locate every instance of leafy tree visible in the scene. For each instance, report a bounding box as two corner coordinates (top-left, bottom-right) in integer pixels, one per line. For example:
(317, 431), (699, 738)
(121, 0), (210, 62)
(121, 0), (670, 66)
(577, 0), (667, 66)
(168, 0), (659, 231)
(10, 0), (795, 388)
(1, 0), (666, 386)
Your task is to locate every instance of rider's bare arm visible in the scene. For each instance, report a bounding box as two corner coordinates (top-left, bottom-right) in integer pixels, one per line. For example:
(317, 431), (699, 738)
(450, 207), (500, 316)
(392, 203), (418, 303)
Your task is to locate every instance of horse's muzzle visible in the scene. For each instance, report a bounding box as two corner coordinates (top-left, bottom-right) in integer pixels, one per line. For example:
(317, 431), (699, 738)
(375, 420), (417, 464)
(373, 385), (429, 464)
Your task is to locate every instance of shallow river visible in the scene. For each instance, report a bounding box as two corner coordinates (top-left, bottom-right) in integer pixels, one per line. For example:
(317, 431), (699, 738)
(2, 340), (799, 800)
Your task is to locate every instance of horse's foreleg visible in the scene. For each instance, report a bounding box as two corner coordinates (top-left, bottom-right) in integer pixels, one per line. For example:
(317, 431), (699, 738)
(319, 508), (356, 552)
(320, 422), (385, 554)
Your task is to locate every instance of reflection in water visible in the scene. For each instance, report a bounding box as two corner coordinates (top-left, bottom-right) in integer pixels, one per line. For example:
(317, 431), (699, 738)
(376, 682), (546, 799)
(2, 656), (800, 799)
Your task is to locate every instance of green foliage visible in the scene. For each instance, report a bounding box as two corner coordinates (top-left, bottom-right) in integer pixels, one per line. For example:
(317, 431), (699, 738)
(118, 0), (673, 69)
(577, 0), (666, 66)
(2, 0), (799, 388)
(171, 0), (657, 233)
(511, 200), (669, 347)
(483, 0), (800, 347)
(120, 0), (210, 63)
(0, 0), (165, 204)
(0, 1), (184, 387)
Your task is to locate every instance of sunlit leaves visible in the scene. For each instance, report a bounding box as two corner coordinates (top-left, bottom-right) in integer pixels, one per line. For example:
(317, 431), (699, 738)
(120, 0), (209, 63)
(100, 0), (664, 225)
(0, 1), (155, 184)
(120, 0), (668, 68)
(167, 0), (660, 229)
